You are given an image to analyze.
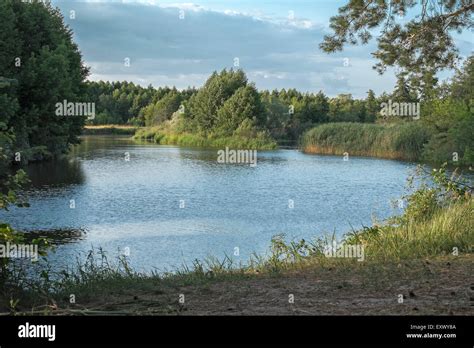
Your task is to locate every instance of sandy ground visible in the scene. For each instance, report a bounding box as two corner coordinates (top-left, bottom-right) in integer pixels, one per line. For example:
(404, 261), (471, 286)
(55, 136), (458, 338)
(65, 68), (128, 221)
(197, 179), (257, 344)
(67, 255), (474, 315)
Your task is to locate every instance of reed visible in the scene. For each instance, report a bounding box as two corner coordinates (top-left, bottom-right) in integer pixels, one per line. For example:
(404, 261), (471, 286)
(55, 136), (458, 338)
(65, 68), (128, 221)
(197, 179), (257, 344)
(301, 122), (432, 161)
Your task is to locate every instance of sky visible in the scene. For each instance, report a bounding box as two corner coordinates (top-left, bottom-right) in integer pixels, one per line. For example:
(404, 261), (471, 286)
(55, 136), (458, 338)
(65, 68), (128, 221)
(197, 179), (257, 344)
(51, 0), (473, 98)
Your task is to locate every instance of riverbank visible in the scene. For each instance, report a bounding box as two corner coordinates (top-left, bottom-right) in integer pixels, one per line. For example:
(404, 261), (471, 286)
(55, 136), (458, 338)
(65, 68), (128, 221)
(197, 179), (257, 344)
(134, 127), (278, 150)
(8, 255), (473, 315)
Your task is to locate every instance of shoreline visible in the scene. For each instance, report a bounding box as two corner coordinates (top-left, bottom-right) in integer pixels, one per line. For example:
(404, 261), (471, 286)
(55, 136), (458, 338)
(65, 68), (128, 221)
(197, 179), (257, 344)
(3, 254), (473, 315)
(82, 125), (139, 135)
(79, 128), (472, 168)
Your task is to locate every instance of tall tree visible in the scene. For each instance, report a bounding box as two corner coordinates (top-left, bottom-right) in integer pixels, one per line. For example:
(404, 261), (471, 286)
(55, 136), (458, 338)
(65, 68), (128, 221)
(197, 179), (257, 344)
(365, 89), (378, 122)
(0, 0), (89, 161)
(186, 69), (247, 133)
(391, 75), (417, 102)
(215, 84), (265, 136)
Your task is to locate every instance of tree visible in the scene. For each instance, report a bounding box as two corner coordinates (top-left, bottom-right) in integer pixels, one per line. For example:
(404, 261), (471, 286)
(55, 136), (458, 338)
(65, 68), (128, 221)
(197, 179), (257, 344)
(0, 1), (89, 161)
(422, 55), (474, 165)
(328, 94), (361, 122)
(215, 85), (265, 136)
(365, 89), (378, 122)
(391, 75), (417, 102)
(186, 69), (247, 133)
(312, 91), (330, 123)
(261, 93), (290, 140)
(320, 0), (473, 83)
(0, 123), (28, 210)
(450, 55), (474, 104)
(144, 90), (182, 126)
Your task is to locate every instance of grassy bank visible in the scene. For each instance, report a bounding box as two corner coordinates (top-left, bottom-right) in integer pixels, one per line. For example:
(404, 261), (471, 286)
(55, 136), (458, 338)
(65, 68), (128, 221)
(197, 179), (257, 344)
(13, 255), (474, 315)
(345, 197), (473, 259)
(2, 166), (472, 315)
(83, 125), (139, 135)
(134, 127), (278, 150)
(301, 122), (432, 161)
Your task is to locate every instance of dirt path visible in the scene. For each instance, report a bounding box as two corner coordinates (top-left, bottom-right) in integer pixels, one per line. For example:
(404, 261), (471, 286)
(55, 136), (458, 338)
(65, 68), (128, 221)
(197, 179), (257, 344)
(73, 255), (474, 315)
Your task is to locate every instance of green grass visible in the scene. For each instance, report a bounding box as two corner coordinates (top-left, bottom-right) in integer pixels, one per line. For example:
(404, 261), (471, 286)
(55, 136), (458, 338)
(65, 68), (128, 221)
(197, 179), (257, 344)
(134, 127), (278, 150)
(301, 122), (432, 161)
(345, 198), (473, 261)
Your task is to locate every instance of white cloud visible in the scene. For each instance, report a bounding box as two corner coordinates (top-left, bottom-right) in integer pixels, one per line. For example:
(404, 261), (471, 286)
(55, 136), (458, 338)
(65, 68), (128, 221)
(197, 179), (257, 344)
(53, 0), (403, 97)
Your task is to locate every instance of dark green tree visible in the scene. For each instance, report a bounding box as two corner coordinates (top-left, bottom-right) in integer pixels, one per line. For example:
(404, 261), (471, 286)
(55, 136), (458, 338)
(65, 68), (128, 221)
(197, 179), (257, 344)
(186, 69), (247, 133)
(365, 89), (378, 122)
(215, 84), (265, 136)
(0, 0), (89, 161)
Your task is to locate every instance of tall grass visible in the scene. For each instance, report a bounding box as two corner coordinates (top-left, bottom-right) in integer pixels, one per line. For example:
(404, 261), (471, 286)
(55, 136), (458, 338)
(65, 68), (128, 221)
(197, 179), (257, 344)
(345, 198), (473, 260)
(134, 127), (278, 150)
(301, 122), (432, 161)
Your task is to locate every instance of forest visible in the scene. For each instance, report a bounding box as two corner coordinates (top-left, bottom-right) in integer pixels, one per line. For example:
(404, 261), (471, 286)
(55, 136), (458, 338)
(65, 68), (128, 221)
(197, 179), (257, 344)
(1, 1), (473, 170)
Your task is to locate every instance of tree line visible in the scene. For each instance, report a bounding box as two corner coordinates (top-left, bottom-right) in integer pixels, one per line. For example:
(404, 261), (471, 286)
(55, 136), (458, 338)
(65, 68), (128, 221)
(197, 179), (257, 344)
(85, 70), (383, 144)
(1, 0), (472, 169)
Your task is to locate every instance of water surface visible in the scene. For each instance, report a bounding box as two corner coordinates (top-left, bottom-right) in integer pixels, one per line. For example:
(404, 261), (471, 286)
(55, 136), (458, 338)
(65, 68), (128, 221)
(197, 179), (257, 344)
(1, 136), (416, 272)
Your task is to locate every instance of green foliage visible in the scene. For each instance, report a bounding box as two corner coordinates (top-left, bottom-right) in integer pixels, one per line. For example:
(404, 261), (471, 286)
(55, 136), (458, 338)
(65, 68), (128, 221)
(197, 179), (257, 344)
(143, 90), (182, 126)
(82, 125), (138, 136)
(364, 89), (378, 123)
(134, 70), (278, 146)
(0, 130), (49, 303)
(87, 69), (384, 146)
(260, 93), (290, 141)
(215, 84), (265, 136)
(0, 0), (88, 162)
(302, 55), (473, 165)
(186, 69), (248, 134)
(345, 164), (473, 260)
(84, 82), (196, 126)
(320, 0), (473, 86)
(328, 94), (366, 122)
(0, 123), (29, 209)
(134, 127), (277, 150)
(421, 57), (474, 166)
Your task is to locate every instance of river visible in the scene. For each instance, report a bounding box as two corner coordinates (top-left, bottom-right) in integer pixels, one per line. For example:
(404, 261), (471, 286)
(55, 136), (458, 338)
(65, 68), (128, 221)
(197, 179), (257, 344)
(1, 135), (417, 272)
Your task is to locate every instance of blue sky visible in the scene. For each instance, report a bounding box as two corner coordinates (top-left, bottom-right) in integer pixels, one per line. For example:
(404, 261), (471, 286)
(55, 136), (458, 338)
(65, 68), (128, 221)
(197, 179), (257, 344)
(51, 0), (472, 97)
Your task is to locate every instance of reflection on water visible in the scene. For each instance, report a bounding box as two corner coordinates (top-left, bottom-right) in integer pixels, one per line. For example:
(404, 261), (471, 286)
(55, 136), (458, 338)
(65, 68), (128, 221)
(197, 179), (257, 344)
(23, 228), (87, 245)
(1, 135), (417, 272)
(25, 158), (85, 188)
